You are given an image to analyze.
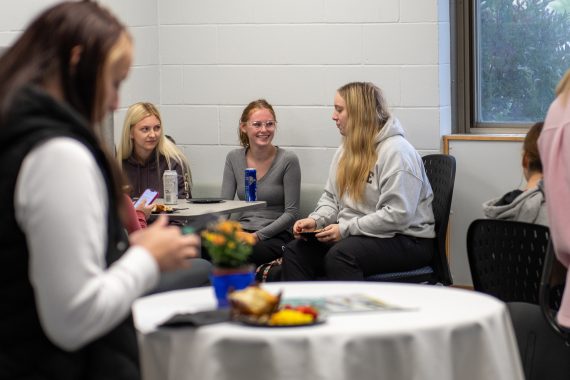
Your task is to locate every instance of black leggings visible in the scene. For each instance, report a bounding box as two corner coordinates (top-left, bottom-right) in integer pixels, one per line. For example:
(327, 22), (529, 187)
(200, 230), (293, 266)
(246, 230), (293, 267)
(281, 234), (434, 281)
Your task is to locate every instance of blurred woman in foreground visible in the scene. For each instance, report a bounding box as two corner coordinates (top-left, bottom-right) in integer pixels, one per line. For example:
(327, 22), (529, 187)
(0, 2), (199, 378)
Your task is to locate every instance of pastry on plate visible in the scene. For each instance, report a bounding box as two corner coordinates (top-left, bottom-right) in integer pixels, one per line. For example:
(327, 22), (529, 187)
(152, 204), (173, 213)
(228, 285), (280, 317)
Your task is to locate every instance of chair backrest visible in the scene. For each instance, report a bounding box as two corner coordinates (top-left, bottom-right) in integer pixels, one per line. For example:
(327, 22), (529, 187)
(539, 241), (569, 343)
(467, 219), (550, 303)
(422, 154), (456, 285)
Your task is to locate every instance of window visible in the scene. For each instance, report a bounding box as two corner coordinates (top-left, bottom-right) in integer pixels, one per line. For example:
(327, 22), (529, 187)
(453, 0), (570, 133)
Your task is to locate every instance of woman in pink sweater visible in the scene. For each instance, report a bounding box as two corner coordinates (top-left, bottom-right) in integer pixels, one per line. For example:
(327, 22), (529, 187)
(538, 68), (570, 329)
(122, 194), (152, 233)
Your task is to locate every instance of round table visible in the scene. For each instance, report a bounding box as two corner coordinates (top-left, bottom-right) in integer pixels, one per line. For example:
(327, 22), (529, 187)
(133, 282), (523, 380)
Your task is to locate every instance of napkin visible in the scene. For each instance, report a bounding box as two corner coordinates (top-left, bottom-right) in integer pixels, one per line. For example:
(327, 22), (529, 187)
(159, 309), (231, 328)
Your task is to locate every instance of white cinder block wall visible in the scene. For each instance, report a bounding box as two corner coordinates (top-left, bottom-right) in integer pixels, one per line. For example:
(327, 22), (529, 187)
(0, 0), (450, 188)
(152, 0), (451, 186)
(4, 0), (487, 283)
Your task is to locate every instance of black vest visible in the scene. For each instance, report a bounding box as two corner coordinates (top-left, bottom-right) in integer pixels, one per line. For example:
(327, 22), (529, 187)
(0, 87), (139, 380)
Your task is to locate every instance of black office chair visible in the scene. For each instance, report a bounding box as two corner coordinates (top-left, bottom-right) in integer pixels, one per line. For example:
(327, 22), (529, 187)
(365, 154), (455, 285)
(467, 219), (549, 303)
(504, 241), (570, 380)
(539, 241), (569, 343)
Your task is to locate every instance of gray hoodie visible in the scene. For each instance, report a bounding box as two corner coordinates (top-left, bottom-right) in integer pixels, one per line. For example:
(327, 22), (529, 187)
(310, 117), (435, 239)
(482, 185), (548, 226)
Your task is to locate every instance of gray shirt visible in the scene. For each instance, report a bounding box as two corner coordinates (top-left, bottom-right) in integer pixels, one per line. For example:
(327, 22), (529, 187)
(221, 147), (301, 240)
(482, 185), (548, 226)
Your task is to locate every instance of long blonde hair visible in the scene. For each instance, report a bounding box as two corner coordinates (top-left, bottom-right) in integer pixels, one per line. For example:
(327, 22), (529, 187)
(556, 68), (570, 102)
(336, 82), (391, 202)
(117, 102), (192, 190)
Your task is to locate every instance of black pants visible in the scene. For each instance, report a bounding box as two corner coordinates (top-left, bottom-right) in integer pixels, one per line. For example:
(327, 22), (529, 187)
(247, 230), (293, 267)
(147, 258), (212, 295)
(200, 230), (293, 267)
(281, 234), (434, 281)
(507, 302), (570, 380)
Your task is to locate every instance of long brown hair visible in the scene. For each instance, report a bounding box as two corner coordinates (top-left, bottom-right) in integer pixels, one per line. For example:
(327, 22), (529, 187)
(336, 82), (391, 202)
(523, 121), (544, 173)
(0, 1), (130, 201)
(0, 1), (126, 126)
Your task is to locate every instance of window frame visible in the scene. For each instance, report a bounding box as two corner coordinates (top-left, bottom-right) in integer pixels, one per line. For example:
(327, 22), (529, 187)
(451, 0), (536, 134)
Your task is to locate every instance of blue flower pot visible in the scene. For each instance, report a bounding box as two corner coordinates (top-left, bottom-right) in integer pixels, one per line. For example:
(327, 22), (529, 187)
(210, 267), (255, 308)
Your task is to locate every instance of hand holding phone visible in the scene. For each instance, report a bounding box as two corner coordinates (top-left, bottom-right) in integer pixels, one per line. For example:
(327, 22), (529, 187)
(134, 189), (159, 208)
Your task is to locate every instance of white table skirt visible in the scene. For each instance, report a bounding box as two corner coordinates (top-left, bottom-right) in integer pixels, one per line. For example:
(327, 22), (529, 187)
(133, 282), (523, 380)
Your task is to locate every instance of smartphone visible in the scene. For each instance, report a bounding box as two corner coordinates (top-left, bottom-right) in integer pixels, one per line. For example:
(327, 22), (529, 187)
(134, 189), (159, 208)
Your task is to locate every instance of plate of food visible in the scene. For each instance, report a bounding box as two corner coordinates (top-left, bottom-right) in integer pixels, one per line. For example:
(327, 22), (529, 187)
(228, 286), (325, 328)
(187, 198), (225, 204)
(151, 204), (175, 214)
(298, 228), (325, 239)
(234, 308), (326, 328)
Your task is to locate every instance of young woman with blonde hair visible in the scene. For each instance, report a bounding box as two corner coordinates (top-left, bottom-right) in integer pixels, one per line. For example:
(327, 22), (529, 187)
(118, 102), (192, 198)
(281, 82), (435, 281)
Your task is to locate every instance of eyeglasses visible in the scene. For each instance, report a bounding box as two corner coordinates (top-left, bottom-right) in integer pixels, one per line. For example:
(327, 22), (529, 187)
(248, 120), (277, 129)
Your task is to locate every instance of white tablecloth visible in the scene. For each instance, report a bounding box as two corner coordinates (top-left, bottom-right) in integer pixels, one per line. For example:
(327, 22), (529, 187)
(132, 282), (523, 380)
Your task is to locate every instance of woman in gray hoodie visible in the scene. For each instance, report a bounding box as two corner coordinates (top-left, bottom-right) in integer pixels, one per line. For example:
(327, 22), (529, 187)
(482, 122), (548, 226)
(281, 82), (435, 281)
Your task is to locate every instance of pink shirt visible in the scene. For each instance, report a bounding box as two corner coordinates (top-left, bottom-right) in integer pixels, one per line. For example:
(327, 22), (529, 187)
(538, 93), (570, 327)
(123, 194), (147, 233)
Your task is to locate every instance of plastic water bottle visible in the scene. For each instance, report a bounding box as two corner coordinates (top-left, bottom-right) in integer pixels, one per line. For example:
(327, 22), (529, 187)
(163, 170), (178, 204)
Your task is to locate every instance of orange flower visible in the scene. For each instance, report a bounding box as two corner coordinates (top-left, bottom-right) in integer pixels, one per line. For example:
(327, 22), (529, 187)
(202, 232), (227, 246)
(236, 231), (256, 246)
(202, 219), (255, 268)
(218, 220), (240, 235)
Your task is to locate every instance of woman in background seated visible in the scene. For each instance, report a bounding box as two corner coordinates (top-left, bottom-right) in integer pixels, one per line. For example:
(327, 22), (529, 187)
(281, 82), (435, 281)
(221, 99), (301, 267)
(118, 102), (192, 199)
(482, 121), (547, 225)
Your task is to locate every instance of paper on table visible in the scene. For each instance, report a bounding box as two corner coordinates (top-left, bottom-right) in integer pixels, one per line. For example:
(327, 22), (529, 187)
(281, 293), (415, 314)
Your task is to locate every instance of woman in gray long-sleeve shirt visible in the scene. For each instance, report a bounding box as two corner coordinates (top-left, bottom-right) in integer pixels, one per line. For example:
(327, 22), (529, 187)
(221, 99), (301, 267)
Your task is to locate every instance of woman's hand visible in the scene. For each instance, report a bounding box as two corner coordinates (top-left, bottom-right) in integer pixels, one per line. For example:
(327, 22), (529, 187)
(250, 232), (259, 243)
(135, 198), (154, 220)
(315, 224), (341, 243)
(129, 215), (200, 272)
(293, 218), (317, 238)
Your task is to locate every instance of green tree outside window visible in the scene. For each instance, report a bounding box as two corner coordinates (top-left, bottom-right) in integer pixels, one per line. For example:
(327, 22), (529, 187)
(478, 0), (570, 123)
